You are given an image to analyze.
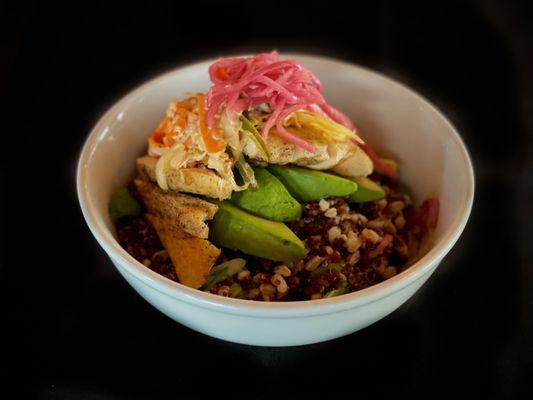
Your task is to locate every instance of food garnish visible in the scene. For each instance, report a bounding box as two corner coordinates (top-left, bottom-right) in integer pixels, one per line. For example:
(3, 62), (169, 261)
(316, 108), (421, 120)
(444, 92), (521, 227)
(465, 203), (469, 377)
(310, 263), (344, 277)
(202, 258), (246, 291)
(206, 52), (360, 152)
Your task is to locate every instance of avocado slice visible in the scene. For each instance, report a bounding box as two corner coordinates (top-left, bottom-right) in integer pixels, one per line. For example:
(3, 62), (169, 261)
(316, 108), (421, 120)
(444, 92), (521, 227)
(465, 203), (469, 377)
(230, 168), (302, 221)
(348, 177), (385, 202)
(109, 187), (141, 222)
(268, 165), (357, 202)
(210, 202), (307, 262)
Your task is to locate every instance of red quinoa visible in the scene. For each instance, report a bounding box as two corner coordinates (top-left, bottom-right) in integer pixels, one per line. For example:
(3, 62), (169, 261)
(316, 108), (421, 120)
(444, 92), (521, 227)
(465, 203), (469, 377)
(116, 178), (427, 301)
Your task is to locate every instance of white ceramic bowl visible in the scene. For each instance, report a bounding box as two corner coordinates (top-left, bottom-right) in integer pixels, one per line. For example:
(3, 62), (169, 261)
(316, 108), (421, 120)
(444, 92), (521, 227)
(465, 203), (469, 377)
(77, 54), (474, 346)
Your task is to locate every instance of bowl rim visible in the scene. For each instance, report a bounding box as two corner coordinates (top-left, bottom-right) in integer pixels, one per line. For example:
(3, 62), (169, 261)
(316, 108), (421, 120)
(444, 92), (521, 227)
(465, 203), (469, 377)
(77, 53), (475, 318)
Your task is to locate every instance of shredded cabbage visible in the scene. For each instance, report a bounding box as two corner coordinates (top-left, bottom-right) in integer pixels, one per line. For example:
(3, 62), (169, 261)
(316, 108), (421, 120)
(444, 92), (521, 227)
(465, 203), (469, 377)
(219, 109), (241, 156)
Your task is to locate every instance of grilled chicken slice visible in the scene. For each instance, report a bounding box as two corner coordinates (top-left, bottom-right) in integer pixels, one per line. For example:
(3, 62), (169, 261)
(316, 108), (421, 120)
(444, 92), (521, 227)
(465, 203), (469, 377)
(243, 132), (373, 178)
(243, 131), (330, 166)
(136, 156), (233, 200)
(327, 143), (373, 178)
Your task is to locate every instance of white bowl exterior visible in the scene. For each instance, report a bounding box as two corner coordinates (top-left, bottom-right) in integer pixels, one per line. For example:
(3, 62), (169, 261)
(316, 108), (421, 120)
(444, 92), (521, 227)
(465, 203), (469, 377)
(112, 256), (441, 346)
(78, 54), (474, 346)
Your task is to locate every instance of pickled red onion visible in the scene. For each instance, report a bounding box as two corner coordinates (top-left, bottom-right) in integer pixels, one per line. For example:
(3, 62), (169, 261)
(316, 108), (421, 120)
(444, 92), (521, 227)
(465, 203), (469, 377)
(206, 52), (354, 152)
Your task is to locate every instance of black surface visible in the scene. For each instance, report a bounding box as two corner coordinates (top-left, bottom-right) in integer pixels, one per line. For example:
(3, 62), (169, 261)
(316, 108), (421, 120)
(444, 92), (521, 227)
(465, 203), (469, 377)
(1, 1), (532, 399)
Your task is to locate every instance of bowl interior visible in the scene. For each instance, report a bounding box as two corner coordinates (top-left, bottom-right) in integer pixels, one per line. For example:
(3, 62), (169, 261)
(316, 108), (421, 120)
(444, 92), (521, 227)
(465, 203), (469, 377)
(78, 54), (473, 305)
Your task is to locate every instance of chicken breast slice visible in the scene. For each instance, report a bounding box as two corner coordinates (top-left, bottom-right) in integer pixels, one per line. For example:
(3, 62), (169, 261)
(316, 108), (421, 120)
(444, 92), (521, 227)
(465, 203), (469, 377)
(243, 131), (330, 166)
(136, 156), (233, 200)
(244, 132), (373, 178)
(328, 143), (373, 178)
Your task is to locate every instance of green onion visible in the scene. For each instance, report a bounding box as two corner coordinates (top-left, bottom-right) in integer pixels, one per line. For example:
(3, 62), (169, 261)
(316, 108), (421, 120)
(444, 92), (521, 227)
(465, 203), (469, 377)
(324, 281), (349, 298)
(324, 287), (349, 298)
(229, 283), (245, 299)
(109, 187), (141, 222)
(241, 115), (270, 162)
(310, 263), (344, 277)
(202, 258), (246, 291)
(235, 154), (257, 189)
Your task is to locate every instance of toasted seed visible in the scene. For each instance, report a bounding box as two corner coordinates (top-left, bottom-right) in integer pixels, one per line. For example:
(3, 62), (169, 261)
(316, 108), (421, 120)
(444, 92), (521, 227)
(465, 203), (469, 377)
(237, 269), (251, 280)
(292, 260), (305, 273)
(305, 256), (324, 271)
(271, 274), (288, 294)
(361, 228), (380, 244)
(260, 283), (276, 297)
(394, 215), (406, 230)
(324, 207), (338, 218)
(328, 226), (342, 243)
(377, 199), (388, 209)
(274, 265), (291, 277)
(384, 220), (397, 235)
(345, 231), (362, 253)
(253, 273), (267, 284)
(217, 285), (230, 296)
(319, 199), (330, 211)
(388, 200), (405, 214)
(367, 219), (385, 230)
(347, 250), (360, 266)
(356, 213), (368, 224)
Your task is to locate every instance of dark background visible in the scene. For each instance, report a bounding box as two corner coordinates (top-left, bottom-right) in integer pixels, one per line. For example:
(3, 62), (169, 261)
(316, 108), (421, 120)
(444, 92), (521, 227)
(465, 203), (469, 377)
(1, 0), (532, 399)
